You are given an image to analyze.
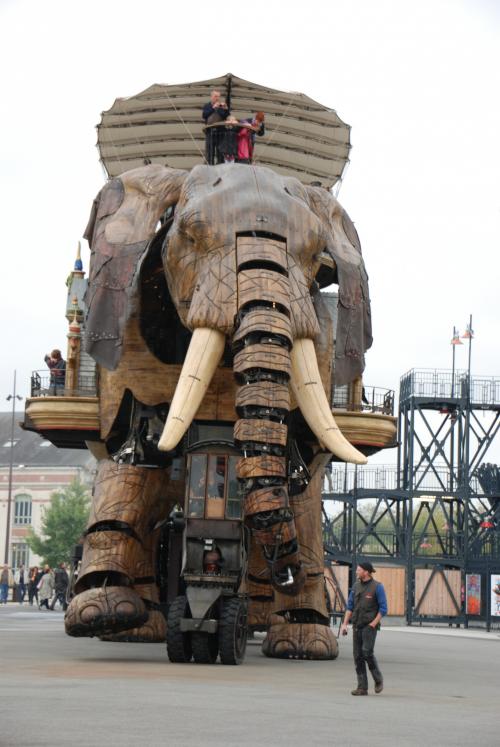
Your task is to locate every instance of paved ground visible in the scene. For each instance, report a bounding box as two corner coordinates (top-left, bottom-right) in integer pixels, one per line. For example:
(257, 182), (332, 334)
(0, 605), (498, 747)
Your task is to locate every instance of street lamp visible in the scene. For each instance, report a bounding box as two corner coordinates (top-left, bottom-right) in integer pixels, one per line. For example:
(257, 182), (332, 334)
(4, 371), (23, 565)
(450, 326), (463, 397)
(461, 314), (474, 391)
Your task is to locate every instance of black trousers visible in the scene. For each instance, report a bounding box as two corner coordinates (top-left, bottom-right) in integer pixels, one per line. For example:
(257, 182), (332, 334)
(353, 625), (382, 689)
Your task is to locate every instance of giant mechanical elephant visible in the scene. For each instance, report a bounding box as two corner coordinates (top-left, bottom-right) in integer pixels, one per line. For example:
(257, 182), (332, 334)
(64, 163), (372, 660)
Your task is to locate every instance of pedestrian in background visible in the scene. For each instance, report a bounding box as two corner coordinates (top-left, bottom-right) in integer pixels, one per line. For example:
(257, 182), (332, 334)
(38, 566), (54, 610)
(340, 562), (388, 696)
(14, 564), (27, 604)
(1, 564), (14, 604)
(50, 563), (69, 611)
(28, 567), (40, 606)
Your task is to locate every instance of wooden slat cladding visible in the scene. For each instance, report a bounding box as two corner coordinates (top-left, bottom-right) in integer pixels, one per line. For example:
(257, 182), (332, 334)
(99, 316), (238, 440)
(415, 569), (461, 617)
(237, 269), (290, 311)
(186, 249), (237, 334)
(233, 344), (291, 377)
(236, 455), (286, 479)
(288, 259), (321, 340)
(236, 236), (287, 272)
(234, 419), (287, 446)
(235, 382), (290, 411)
(244, 486), (288, 515)
(233, 308), (293, 347)
(76, 531), (141, 591)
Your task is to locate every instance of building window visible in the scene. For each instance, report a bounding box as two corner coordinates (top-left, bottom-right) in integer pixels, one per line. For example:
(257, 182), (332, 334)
(14, 494), (32, 525)
(11, 543), (29, 569)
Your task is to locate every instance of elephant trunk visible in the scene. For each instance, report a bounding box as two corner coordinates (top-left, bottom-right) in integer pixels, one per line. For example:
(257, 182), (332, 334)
(232, 237), (305, 594)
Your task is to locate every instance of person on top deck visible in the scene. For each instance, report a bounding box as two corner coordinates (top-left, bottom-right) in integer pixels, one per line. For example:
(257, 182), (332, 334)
(236, 112), (265, 164)
(202, 89), (230, 164)
(44, 349), (66, 395)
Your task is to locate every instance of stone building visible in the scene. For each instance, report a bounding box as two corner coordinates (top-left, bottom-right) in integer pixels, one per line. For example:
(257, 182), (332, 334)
(0, 412), (95, 569)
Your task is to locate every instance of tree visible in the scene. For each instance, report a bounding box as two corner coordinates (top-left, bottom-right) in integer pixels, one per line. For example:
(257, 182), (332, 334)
(27, 479), (90, 567)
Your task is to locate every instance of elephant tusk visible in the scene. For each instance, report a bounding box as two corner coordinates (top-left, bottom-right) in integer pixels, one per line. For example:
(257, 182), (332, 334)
(290, 338), (368, 465)
(158, 327), (226, 452)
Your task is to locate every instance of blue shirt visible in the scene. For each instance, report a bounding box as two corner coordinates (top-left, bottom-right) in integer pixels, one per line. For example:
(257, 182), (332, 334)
(346, 581), (388, 616)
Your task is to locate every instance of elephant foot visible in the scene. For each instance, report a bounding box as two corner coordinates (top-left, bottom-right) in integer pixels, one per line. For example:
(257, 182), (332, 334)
(262, 620), (339, 660)
(64, 586), (148, 638)
(99, 609), (167, 643)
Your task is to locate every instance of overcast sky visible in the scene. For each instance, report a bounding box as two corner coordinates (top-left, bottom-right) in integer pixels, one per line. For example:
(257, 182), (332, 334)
(0, 0), (498, 463)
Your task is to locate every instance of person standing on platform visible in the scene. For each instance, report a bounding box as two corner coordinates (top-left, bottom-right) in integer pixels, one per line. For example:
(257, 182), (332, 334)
(202, 90), (230, 164)
(44, 349), (66, 395)
(340, 562), (388, 696)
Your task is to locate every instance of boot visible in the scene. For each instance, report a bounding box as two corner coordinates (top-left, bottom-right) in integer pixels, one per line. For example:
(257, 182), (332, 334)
(369, 660), (383, 693)
(351, 672), (368, 696)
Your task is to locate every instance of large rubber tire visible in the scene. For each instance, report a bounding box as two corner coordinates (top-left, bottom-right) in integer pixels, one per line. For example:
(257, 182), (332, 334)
(166, 596), (192, 663)
(191, 632), (219, 664)
(219, 597), (248, 665)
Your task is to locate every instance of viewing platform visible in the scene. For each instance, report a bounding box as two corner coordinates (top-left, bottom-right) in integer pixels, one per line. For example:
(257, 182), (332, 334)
(400, 368), (500, 409)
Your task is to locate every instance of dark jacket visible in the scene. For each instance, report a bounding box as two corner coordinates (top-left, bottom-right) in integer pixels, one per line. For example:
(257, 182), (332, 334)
(54, 568), (69, 594)
(202, 102), (230, 124)
(350, 578), (384, 627)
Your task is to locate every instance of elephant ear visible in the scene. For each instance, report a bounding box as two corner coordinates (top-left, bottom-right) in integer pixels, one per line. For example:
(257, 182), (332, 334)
(303, 186), (372, 387)
(83, 164), (187, 370)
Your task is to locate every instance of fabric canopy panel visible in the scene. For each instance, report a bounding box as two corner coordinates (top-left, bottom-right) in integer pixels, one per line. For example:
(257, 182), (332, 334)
(97, 74), (351, 187)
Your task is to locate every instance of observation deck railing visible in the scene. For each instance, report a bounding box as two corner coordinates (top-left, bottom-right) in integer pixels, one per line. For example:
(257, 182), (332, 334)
(400, 369), (500, 407)
(332, 385), (395, 415)
(30, 370), (97, 398)
(323, 464), (485, 496)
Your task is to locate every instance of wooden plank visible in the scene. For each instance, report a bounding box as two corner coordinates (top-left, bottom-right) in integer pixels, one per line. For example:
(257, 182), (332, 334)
(375, 566), (406, 616)
(236, 237), (287, 271)
(234, 418), (287, 446)
(236, 455), (286, 479)
(415, 569), (461, 617)
(244, 486), (288, 515)
(233, 343), (291, 377)
(236, 382), (290, 411)
(233, 308), (292, 346)
(237, 268), (290, 310)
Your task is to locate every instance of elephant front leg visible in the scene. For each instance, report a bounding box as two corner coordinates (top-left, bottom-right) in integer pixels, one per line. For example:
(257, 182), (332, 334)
(233, 304), (305, 595)
(99, 527), (167, 643)
(65, 460), (168, 638)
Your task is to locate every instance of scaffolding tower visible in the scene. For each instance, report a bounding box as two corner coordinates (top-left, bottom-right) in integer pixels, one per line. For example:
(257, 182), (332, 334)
(323, 368), (500, 627)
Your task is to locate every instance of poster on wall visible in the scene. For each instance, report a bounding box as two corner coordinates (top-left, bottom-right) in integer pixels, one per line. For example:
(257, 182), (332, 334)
(491, 574), (500, 617)
(465, 573), (481, 615)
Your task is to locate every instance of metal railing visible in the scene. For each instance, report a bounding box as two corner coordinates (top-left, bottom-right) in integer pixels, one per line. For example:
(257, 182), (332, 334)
(412, 531), (465, 557)
(332, 385), (395, 415)
(30, 370), (97, 398)
(400, 368), (500, 406)
(323, 464), (486, 495)
(468, 531), (500, 560)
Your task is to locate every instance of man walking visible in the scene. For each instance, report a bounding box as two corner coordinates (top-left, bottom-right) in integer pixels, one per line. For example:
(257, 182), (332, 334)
(50, 563), (69, 610)
(340, 562), (387, 696)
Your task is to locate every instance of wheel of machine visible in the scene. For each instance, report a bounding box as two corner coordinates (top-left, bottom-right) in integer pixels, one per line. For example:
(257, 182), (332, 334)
(219, 597), (248, 665)
(166, 595), (192, 663)
(191, 631), (219, 664)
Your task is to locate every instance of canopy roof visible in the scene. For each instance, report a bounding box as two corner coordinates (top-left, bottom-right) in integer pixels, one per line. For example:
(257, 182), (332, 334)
(97, 73), (351, 187)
